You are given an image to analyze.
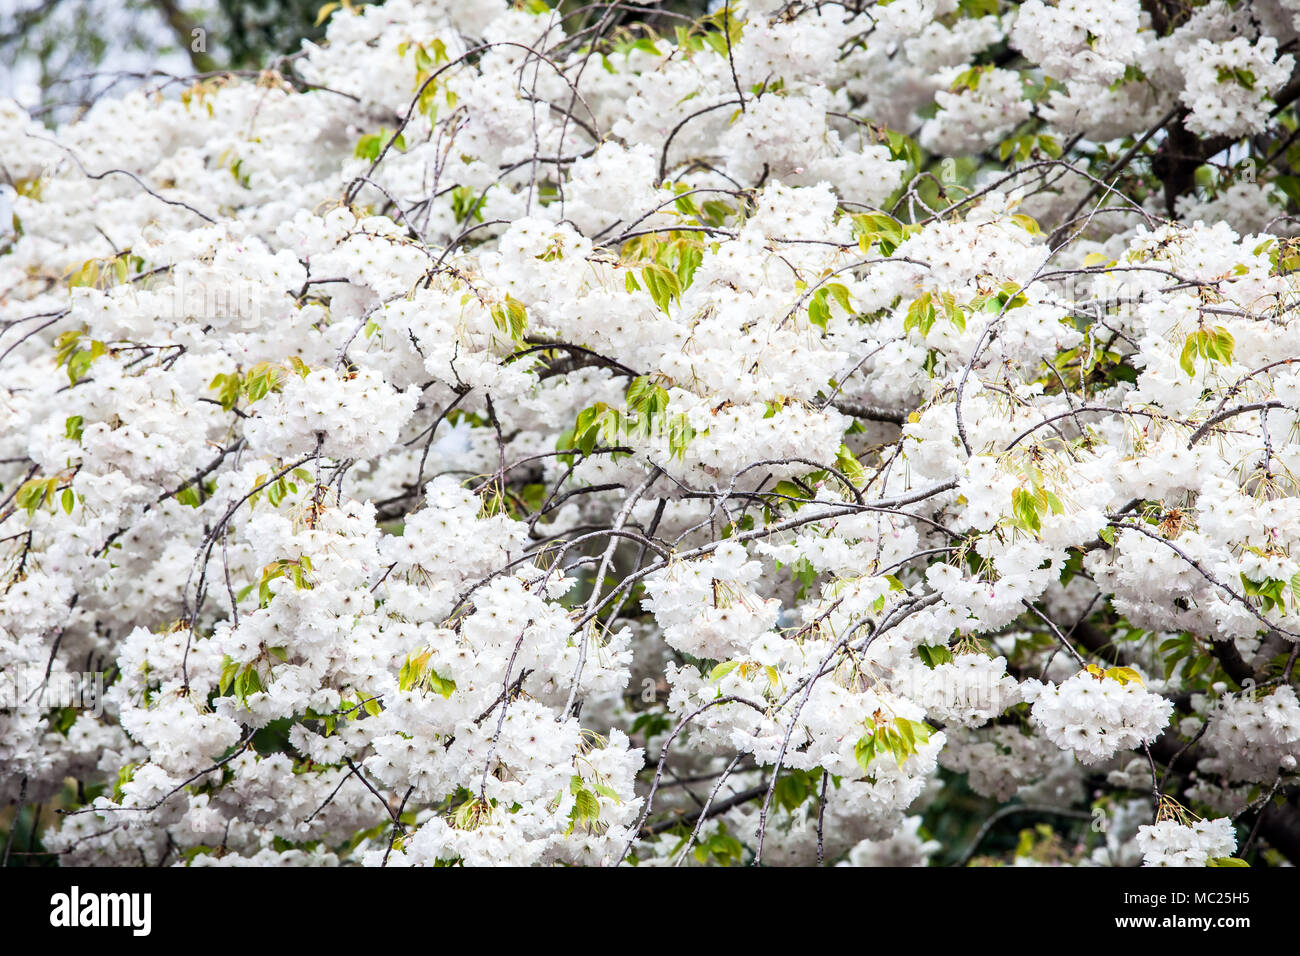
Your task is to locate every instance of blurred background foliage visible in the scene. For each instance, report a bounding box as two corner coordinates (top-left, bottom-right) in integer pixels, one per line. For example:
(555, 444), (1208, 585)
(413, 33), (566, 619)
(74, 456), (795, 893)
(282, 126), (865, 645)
(1, 0), (358, 120)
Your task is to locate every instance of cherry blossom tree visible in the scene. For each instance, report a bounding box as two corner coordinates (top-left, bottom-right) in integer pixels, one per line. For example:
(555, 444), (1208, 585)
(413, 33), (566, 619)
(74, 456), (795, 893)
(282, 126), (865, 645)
(3, 0), (1300, 867)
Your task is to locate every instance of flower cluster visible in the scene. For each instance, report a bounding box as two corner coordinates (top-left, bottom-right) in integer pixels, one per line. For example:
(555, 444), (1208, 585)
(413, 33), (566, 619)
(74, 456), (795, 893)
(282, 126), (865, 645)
(1176, 36), (1294, 137)
(1199, 687), (1300, 782)
(1028, 671), (1174, 764)
(1135, 817), (1237, 867)
(1010, 0), (1147, 86)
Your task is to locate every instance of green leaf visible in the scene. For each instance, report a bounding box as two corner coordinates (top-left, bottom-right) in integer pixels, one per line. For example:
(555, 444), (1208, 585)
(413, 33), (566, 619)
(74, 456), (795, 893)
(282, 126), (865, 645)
(1276, 175), (1300, 210)
(1010, 213), (1043, 235)
(642, 261), (681, 312)
(1212, 327), (1235, 365)
(852, 212), (905, 255)
(592, 783), (621, 803)
(355, 132), (383, 161)
(1012, 487), (1042, 533)
(496, 294), (528, 342)
(315, 2), (341, 27)
(917, 644), (954, 669)
(1103, 666), (1144, 686)
(448, 186), (486, 225)
(904, 292), (936, 337)
(709, 660), (741, 681)
(16, 477), (59, 517)
(808, 288), (831, 331)
(218, 657), (240, 697)
(827, 282), (852, 313)
(112, 763), (139, 803)
(854, 734), (879, 772)
(835, 443), (866, 486)
(427, 670), (457, 699)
